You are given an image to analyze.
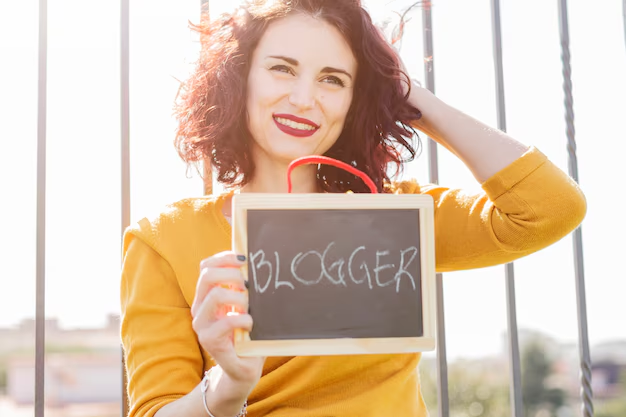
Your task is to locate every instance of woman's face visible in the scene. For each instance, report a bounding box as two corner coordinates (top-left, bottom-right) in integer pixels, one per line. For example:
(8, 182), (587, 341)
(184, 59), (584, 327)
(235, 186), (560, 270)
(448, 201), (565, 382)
(246, 13), (357, 167)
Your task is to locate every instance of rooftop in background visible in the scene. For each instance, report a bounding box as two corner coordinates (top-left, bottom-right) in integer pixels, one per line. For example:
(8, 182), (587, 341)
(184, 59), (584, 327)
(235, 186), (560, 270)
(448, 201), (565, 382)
(0, 315), (121, 355)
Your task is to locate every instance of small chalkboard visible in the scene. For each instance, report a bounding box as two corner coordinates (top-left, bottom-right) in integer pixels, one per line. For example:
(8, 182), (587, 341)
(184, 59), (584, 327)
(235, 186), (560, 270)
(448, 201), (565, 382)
(232, 193), (436, 357)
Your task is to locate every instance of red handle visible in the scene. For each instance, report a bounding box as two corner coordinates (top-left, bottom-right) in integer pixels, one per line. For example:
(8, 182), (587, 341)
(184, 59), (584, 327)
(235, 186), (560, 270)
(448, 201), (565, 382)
(287, 155), (378, 194)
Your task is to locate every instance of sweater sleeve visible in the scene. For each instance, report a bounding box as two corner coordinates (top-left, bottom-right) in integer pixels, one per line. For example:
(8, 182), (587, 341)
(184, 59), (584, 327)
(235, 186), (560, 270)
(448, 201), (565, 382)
(394, 147), (587, 272)
(120, 230), (207, 417)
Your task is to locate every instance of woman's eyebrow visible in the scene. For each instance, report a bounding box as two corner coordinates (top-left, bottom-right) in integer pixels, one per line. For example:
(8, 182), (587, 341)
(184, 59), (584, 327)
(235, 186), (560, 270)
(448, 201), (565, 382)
(267, 55), (353, 80)
(321, 66), (352, 80)
(267, 55), (299, 65)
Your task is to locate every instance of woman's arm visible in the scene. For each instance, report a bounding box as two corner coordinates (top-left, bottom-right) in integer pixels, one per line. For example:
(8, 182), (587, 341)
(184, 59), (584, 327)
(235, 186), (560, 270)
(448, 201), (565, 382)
(408, 85), (529, 183)
(391, 80), (586, 270)
(121, 234), (253, 417)
(121, 234), (205, 417)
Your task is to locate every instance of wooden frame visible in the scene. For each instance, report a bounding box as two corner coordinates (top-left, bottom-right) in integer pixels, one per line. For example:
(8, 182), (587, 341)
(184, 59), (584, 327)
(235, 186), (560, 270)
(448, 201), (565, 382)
(232, 193), (437, 357)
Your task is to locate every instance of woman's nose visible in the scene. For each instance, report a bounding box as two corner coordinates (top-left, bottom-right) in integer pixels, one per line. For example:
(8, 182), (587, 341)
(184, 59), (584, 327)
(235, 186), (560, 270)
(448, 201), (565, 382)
(288, 79), (316, 110)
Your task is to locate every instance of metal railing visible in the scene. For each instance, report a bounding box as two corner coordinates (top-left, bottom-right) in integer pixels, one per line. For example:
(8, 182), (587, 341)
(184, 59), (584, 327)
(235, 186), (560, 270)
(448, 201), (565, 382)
(120, 1), (131, 415)
(557, 1), (593, 415)
(34, 1), (47, 415)
(419, 4), (451, 417)
(27, 0), (612, 416)
(489, 1), (524, 415)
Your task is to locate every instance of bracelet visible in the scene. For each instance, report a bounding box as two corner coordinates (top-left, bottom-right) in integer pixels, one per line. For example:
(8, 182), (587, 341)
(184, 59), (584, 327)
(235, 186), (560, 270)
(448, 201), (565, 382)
(200, 368), (248, 417)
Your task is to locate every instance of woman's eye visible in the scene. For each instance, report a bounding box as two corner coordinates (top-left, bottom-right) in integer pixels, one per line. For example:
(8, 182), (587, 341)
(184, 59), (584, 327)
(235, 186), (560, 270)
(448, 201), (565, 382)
(270, 65), (293, 75)
(322, 76), (345, 87)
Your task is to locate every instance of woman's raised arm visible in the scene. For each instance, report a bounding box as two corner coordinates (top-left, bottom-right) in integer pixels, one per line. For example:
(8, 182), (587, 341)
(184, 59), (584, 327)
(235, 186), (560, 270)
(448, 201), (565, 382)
(408, 85), (529, 183)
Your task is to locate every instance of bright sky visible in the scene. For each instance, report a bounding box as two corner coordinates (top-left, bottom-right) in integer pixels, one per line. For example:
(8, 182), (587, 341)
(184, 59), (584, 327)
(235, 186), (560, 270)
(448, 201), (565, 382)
(0, 0), (624, 361)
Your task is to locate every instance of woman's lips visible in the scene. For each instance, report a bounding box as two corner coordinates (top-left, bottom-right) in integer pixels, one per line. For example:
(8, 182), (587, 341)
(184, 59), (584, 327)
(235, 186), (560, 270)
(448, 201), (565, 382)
(273, 114), (320, 138)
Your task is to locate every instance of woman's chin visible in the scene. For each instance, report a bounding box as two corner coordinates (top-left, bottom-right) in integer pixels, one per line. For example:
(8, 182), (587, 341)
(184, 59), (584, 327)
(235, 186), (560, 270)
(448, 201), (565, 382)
(253, 135), (337, 167)
(270, 146), (326, 165)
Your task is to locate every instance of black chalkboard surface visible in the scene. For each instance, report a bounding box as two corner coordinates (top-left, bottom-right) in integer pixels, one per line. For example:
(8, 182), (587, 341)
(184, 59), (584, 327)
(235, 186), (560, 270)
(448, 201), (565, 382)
(232, 193), (436, 357)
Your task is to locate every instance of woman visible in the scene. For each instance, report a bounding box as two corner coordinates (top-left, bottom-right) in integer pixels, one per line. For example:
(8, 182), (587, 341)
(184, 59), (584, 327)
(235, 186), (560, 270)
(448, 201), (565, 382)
(120, 1), (587, 416)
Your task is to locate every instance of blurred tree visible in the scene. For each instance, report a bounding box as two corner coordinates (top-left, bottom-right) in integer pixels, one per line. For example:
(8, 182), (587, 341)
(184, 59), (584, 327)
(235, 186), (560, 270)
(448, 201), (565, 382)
(521, 339), (566, 417)
(418, 357), (509, 417)
(418, 333), (626, 417)
(0, 365), (6, 393)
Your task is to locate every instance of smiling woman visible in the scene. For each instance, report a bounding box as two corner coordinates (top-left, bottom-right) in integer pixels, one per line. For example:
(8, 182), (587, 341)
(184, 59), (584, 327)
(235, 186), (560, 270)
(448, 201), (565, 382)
(174, 0), (421, 194)
(119, 1), (587, 417)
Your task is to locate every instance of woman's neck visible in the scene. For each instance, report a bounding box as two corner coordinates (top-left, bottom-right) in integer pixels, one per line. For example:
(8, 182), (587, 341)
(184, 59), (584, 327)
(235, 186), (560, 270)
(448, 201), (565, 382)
(241, 152), (319, 194)
(222, 152), (319, 220)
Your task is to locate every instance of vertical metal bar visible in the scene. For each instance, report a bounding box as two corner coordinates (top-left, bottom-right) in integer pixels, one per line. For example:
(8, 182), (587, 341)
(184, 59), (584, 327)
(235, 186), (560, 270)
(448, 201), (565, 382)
(433, 278), (448, 417)
(121, 0), (130, 415)
(623, 0), (626, 51)
(504, 263), (523, 417)
(490, 0), (507, 134)
(121, 0), (130, 278)
(35, 0), (48, 415)
(201, 0), (212, 195)
(490, 2), (523, 416)
(121, 0), (130, 260)
(203, 162), (213, 195)
(557, 1), (594, 416)
(421, 3), (449, 417)
(421, 2), (438, 182)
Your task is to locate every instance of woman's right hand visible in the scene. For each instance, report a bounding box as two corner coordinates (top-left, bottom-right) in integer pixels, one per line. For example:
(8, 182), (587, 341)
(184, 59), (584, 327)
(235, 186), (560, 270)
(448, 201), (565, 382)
(191, 251), (265, 397)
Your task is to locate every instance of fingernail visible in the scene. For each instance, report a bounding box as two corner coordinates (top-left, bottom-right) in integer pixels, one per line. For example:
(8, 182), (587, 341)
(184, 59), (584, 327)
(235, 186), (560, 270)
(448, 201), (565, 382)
(237, 255), (246, 262)
(244, 280), (249, 290)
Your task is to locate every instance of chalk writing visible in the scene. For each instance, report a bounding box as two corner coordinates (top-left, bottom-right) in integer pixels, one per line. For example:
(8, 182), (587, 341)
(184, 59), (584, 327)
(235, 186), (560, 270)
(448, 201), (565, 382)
(250, 250), (295, 293)
(249, 243), (418, 294)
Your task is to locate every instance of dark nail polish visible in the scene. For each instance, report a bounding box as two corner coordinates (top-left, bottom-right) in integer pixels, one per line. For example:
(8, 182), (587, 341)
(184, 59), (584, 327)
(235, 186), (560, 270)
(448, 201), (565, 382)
(244, 280), (250, 290)
(237, 255), (246, 262)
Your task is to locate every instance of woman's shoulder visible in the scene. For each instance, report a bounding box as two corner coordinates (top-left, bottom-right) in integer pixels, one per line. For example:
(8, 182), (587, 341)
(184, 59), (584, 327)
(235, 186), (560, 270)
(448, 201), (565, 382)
(123, 192), (231, 257)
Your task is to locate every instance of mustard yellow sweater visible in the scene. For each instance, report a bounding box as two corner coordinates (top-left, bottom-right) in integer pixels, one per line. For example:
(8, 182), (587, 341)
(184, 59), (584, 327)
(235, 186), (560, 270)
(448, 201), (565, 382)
(120, 147), (586, 417)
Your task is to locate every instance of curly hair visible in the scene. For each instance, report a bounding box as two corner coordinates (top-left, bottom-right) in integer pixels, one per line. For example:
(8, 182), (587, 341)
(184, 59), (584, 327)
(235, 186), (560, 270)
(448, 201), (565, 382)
(174, 0), (422, 193)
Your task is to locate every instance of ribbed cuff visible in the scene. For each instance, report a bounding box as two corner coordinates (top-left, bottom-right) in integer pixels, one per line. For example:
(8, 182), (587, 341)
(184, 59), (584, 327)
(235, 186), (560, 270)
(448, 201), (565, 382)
(481, 146), (548, 199)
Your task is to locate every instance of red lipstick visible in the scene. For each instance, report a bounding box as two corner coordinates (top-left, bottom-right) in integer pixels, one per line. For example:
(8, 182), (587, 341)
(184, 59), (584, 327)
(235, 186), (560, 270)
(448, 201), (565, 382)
(273, 113), (320, 138)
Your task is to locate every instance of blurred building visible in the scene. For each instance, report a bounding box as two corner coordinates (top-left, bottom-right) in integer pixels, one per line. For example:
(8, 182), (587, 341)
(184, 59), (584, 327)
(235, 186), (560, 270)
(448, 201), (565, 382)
(0, 314), (122, 406)
(590, 340), (626, 399)
(7, 353), (121, 406)
(0, 315), (121, 355)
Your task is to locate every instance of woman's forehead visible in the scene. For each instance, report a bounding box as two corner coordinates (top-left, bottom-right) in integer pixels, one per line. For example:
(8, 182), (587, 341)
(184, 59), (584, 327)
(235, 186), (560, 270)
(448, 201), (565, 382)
(253, 14), (357, 74)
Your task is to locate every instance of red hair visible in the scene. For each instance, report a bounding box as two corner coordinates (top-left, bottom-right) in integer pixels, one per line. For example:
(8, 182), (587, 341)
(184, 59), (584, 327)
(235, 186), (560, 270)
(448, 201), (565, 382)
(174, 0), (422, 193)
